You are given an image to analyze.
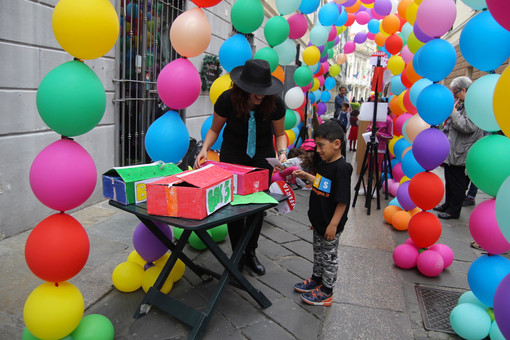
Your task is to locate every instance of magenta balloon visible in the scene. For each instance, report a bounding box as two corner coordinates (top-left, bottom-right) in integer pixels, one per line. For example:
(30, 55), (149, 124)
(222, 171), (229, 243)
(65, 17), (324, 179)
(469, 199), (510, 255)
(415, 0), (457, 38)
(133, 221), (173, 262)
(428, 244), (454, 268)
(354, 32), (367, 44)
(494, 273), (510, 339)
(396, 113), (412, 136)
(317, 102), (327, 115)
(355, 11), (371, 25)
(328, 25), (337, 41)
(393, 244), (419, 269)
(371, 8), (385, 20)
(417, 250), (444, 277)
(486, 0), (510, 32)
(288, 13), (308, 40)
(413, 128), (450, 170)
(373, 0), (392, 16)
(157, 58), (201, 110)
(367, 32), (375, 40)
(344, 41), (356, 54)
(397, 181), (417, 211)
(392, 162), (404, 182)
(29, 139), (97, 212)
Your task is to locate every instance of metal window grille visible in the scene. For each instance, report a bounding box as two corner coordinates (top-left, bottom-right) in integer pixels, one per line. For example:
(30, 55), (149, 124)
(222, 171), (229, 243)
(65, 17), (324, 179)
(114, 0), (184, 166)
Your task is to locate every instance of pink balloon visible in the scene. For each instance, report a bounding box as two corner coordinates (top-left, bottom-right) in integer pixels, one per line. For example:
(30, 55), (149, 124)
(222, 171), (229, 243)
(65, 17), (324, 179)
(301, 82), (313, 92)
(317, 75), (325, 87)
(356, 11), (371, 25)
(393, 244), (419, 269)
(317, 115), (323, 124)
(429, 243), (454, 268)
(405, 237), (420, 249)
(392, 162), (404, 182)
(367, 32), (375, 40)
(417, 250), (444, 277)
(157, 58), (201, 110)
(29, 139), (97, 212)
(469, 199), (510, 255)
(389, 181), (400, 197)
(401, 45), (414, 63)
(344, 41), (356, 54)
(395, 113), (412, 136)
(288, 13), (308, 40)
(415, 0), (457, 38)
(328, 25), (337, 42)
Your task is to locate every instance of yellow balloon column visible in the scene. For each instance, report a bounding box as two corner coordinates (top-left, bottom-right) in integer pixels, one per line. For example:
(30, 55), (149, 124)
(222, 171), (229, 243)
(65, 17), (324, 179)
(23, 0), (118, 338)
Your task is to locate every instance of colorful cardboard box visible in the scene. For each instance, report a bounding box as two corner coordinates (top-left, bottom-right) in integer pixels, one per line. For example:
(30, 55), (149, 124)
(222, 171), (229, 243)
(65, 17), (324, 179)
(202, 160), (269, 195)
(102, 162), (182, 205)
(146, 164), (234, 220)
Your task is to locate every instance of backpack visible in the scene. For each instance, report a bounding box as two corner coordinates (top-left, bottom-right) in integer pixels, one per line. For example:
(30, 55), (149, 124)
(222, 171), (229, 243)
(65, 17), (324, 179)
(338, 111), (348, 130)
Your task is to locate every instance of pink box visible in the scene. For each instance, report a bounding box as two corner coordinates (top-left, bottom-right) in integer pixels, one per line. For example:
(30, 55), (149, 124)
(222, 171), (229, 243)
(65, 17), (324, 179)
(202, 161), (269, 195)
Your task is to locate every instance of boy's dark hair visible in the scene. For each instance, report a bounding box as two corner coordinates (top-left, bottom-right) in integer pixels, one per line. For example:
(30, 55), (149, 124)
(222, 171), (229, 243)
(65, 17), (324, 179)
(341, 102), (350, 110)
(314, 120), (345, 142)
(351, 109), (360, 117)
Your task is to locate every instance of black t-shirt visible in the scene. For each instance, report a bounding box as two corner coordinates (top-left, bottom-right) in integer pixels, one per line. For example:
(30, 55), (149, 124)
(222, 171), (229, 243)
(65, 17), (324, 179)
(214, 89), (286, 162)
(308, 157), (353, 235)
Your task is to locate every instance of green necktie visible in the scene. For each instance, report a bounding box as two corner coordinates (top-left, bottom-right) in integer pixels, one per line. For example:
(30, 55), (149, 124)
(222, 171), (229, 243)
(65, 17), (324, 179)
(246, 111), (256, 158)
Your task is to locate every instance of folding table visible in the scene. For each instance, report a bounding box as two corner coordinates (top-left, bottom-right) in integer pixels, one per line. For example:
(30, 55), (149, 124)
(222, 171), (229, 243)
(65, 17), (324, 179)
(109, 193), (287, 339)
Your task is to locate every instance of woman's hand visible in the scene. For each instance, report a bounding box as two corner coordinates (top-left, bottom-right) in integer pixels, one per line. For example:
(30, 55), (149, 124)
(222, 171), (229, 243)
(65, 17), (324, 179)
(194, 149), (208, 169)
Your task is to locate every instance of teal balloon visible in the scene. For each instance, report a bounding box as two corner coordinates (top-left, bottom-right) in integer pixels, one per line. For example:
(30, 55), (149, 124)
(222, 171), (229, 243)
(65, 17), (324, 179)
(264, 16), (290, 47)
(145, 111), (190, 163)
(210, 224), (228, 242)
(495, 176), (510, 244)
(254, 47), (279, 72)
(274, 38), (297, 65)
(309, 62), (320, 74)
(465, 74), (501, 132)
(299, 0), (320, 14)
(309, 24), (329, 47)
(400, 22), (412, 40)
(460, 11), (510, 72)
(284, 109), (298, 130)
(461, 0), (488, 10)
(318, 2), (339, 26)
(231, 0), (264, 33)
(450, 303), (491, 340)
(416, 83), (454, 126)
(409, 78), (433, 107)
(276, 0), (301, 15)
(402, 120), (411, 144)
(320, 91), (331, 102)
(390, 75), (406, 95)
(458, 291), (489, 310)
(219, 34), (252, 72)
(294, 65), (313, 87)
(324, 77), (336, 91)
(70, 314), (114, 340)
(327, 48), (334, 59)
(490, 321), (506, 340)
(312, 89), (321, 103)
(414, 38), (456, 82)
(36, 60), (106, 137)
(466, 135), (510, 197)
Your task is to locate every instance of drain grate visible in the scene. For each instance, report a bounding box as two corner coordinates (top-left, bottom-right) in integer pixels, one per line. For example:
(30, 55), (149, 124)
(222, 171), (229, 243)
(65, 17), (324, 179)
(415, 285), (465, 334)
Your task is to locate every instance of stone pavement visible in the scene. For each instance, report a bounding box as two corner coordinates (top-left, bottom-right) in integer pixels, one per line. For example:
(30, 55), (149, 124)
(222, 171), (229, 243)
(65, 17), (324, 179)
(0, 151), (496, 339)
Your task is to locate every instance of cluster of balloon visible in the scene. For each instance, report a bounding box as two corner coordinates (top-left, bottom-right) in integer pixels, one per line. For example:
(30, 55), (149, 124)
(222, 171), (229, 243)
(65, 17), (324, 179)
(173, 224), (228, 250)
(392, 238), (453, 277)
(24, 0), (118, 338)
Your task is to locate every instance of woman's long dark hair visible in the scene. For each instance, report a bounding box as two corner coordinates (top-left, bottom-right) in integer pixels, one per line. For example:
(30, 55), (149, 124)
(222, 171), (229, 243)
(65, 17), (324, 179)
(231, 83), (276, 120)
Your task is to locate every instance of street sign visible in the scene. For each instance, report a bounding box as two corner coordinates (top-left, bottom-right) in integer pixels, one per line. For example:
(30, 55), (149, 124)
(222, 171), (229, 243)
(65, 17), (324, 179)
(370, 51), (388, 67)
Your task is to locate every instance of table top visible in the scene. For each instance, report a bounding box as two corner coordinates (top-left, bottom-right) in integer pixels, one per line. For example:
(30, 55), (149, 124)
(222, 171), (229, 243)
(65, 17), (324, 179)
(109, 193), (288, 230)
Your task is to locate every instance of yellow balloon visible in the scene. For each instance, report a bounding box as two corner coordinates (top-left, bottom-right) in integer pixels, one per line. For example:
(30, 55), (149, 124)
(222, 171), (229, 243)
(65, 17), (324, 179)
(112, 261), (144, 292)
(493, 65), (510, 138)
(285, 129), (296, 145)
(389, 135), (402, 156)
(379, 25), (390, 37)
(154, 253), (186, 282)
(170, 8), (211, 58)
(406, 1), (419, 25)
(398, 91), (407, 112)
(52, 0), (119, 60)
(303, 46), (321, 66)
(142, 265), (174, 294)
(407, 32), (425, 54)
(210, 73), (232, 105)
(329, 64), (341, 77)
(24, 282), (84, 340)
(336, 26), (347, 34)
(387, 55), (405, 75)
(127, 250), (147, 267)
(400, 176), (410, 185)
(310, 78), (320, 92)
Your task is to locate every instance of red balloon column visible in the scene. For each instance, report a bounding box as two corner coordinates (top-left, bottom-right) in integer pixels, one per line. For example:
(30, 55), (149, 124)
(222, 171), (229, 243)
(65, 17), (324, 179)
(23, 0), (118, 338)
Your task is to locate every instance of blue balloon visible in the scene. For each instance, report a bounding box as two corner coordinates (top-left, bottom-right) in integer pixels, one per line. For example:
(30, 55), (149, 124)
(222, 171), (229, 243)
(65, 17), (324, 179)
(388, 197), (403, 208)
(321, 91), (331, 102)
(409, 78), (433, 107)
(390, 75), (406, 96)
(393, 138), (411, 160)
(318, 2), (339, 26)
(414, 39), (456, 82)
(126, 3), (139, 17)
(200, 115), (225, 150)
(219, 34), (253, 72)
(299, 0), (320, 14)
(368, 19), (380, 34)
(401, 150), (425, 178)
(324, 77), (336, 91)
(390, 157), (400, 169)
(308, 92), (316, 103)
(145, 111), (190, 163)
(467, 254), (510, 307)
(335, 7), (348, 26)
(460, 11), (510, 72)
(416, 83), (454, 126)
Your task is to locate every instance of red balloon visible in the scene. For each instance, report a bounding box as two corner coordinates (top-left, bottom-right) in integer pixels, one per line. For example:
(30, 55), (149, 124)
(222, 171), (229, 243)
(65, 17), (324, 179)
(191, 0), (222, 7)
(345, 13), (356, 27)
(385, 34), (403, 55)
(408, 211), (442, 248)
(400, 68), (413, 89)
(408, 172), (444, 210)
(25, 213), (89, 282)
(403, 88), (417, 114)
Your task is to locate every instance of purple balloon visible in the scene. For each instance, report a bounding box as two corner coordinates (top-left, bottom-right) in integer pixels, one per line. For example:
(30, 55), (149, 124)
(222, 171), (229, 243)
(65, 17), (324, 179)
(320, 54), (329, 63)
(343, 0), (357, 7)
(354, 32), (367, 44)
(317, 102), (327, 115)
(397, 181), (417, 211)
(413, 23), (434, 43)
(494, 273), (510, 339)
(373, 0), (392, 16)
(133, 221), (173, 262)
(413, 128), (450, 170)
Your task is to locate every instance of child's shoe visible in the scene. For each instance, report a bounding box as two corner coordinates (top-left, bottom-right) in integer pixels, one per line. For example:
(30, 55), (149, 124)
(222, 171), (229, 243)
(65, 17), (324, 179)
(294, 278), (321, 293)
(301, 288), (333, 306)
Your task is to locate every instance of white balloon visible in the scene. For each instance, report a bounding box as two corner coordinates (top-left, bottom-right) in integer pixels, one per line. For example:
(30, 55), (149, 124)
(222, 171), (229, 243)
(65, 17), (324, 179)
(274, 38), (297, 66)
(285, 87), (305, 109)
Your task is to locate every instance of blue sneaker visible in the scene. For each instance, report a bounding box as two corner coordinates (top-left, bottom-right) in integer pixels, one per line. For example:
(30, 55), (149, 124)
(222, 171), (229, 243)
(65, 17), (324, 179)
(301, 288), (333, 306)
(294, 278), (322, 293)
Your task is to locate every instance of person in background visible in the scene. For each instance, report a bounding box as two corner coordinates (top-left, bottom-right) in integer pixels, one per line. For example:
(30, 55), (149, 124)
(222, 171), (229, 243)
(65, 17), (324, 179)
(348, 109), (360, 152)
(292, 121), (353, 306)
(195, 59), (287, 275)
(433, 76), (484, 220)
(336, 102), (350, 134)
(334, 85), (349, 120)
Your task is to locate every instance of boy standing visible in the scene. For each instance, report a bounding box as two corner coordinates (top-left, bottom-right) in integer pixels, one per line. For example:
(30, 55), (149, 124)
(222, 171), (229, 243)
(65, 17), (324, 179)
(292, 121), (353, 306)
(336, 102), (350, 133)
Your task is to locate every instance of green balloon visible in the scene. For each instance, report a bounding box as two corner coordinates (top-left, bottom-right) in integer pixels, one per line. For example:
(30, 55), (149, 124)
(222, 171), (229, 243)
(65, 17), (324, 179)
(284, 109), (298, 130)
(466, 134), (510, 197)
(327, 48), (334, 59)
(294, 65), (313, 87)
(188, 231), (208, 250)
(264, 16), (290, 47)
(173, 226), (183, 240)
(22, 327), (39, 340)
(36, 60), (106, 137)
(70, 314), (114, 340)
(231, 0), (264, 34)
(254, 47), (279, 72)
(210, 224), (228, 242)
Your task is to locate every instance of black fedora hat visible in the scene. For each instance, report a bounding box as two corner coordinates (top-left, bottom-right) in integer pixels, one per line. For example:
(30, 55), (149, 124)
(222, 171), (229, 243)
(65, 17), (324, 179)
(230, 59), (283, 96)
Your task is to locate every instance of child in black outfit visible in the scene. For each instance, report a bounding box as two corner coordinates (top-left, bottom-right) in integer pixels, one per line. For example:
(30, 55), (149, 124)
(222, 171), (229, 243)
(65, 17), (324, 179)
(292, 120), (353, 306)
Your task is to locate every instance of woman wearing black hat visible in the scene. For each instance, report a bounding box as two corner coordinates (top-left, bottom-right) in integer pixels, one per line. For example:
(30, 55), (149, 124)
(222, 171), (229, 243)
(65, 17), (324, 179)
(195, 59), (288, 275)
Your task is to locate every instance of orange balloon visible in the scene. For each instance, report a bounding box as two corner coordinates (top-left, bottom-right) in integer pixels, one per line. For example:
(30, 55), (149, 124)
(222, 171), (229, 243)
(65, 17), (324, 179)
(395, 13), (407, 31)
(384, 205), (402, 224)
(389, 96), (405, 116)
(207, 150), (220, 161)
(170, 8), (211, 58)
(345, 0), (361, 13)
(409, 207), (422, 216)
(398, 0), (413, 20)
(374, 32), (387, 47)
(392, 210), (412, 231)
(272, 65), (285, 84)
(400, 69), (413, 88)
(336, 53), (347, 65)
(381, 14), (400, 35)
(405, 60), (422, 83)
